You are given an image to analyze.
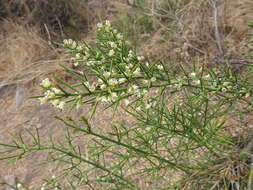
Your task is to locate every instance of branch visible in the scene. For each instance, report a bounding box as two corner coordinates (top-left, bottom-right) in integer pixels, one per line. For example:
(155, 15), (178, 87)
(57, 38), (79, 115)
(210, 0), (224, 55)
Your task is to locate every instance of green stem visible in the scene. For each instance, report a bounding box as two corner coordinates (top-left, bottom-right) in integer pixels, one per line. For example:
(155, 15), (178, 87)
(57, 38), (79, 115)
(248, 163), (253, 190)
(52, 145), (137, 189)
(58, 117), (190, 173)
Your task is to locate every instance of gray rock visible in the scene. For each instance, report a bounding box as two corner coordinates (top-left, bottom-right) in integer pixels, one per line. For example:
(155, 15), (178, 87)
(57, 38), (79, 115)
(15, 83), (26, 109)
(0, 84), (16, 99)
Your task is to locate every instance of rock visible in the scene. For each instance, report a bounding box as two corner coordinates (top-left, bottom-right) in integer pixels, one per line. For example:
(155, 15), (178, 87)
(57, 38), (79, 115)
(15, 84), (26, 109)
(0, 84), (16, 99)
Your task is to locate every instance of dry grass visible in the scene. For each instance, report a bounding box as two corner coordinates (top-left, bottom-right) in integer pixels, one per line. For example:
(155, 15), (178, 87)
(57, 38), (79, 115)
(0, 0), (89, 35)
(0, 20), (67, 89)
(140, 0), (253, 64)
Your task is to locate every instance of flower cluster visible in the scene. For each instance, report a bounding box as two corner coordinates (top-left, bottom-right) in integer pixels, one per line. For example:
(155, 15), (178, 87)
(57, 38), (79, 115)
(38, 20), (251, 112)
(39, 78), (65, 109)
(60, 20), (161, 108)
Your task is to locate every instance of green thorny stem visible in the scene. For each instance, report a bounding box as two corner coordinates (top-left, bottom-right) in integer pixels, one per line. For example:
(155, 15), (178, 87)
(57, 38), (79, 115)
(0, 132), (138, 189)
(56, 115), (201, 174)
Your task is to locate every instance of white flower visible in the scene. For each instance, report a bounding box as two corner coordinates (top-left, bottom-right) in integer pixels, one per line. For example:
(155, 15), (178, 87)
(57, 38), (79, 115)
(174, 83), (182, 90)
(105, 20), (111, 27)
(45, 90), (55, 99)
(136, 91), (142, 97)
(109, 41), (117, 48)
(133, 67), (141, 76)
(128, 50), (134, 58)
(100, 84), (107, 90)
(136, 106), (141, 111)
(204, 74), (210, 79)
(84, 81), (90, 87)
(76, 53), (81, 59)
(119, 78), (126, 83)
(74, 62), (79, 67)
(89, 84), (96, 92)
(137, 56), (145, 61)
(97, 22), (103, 28)
(108, 78), (118, 86)
(157, 65), (163, 70)
(132, 85), (138, 91)
(113, 29), (118, 34)
(100, 96), (107, 103)
(124, 99), (130, 106)
(76, 45), (83, 51)
(98, 78), (103, 84)
(111, 92), (118, 101)
(63, 39), (68, 45)
(71, 41), (77, 49)
(40, 78), (52, 88)
(146, 103), (151, 109)
(57, 101), (65, 109)
(190, 72), (196, 78)
(128, 85), (138, 94)
(221, 88), (227, 92)
(116, 33), (123, 40)
(63, 39), (75, 47)
(106, 96), (112, 102)
(151, 77), (156, 82)
(143, 80), (149, 84)
(88, 60), (95, 66)
(103, 71), (111, 78)
(193, 80), (201, 85)
(17, 183), (22, 189)
(108, 49), (115, 57)
(39, 97), (48, 104)
(121, 91), (126, 95)
(51, 99), (60, 107)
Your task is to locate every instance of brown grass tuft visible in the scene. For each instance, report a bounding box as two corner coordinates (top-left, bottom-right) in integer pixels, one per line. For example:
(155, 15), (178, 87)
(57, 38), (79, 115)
(0, 20), (66, 90)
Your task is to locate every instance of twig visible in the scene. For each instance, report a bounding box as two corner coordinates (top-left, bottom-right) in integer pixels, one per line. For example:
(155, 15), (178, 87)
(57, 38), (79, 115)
(209, 0), (224, 55)
(56, 17), (64, 38)
(43, 23), (52, 45)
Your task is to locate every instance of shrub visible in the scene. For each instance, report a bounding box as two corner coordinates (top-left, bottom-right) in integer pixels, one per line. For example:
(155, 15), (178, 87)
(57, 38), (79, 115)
(1, 20), (253, 190)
